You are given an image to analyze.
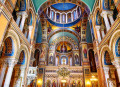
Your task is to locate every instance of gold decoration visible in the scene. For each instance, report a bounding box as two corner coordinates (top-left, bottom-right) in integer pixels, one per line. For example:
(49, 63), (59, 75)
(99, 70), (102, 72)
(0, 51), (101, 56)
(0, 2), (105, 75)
(57, 67), (70, 78)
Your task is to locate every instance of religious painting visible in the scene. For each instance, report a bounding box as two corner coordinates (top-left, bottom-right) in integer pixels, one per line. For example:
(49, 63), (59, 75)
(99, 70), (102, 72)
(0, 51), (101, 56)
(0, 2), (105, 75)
(52, 81), (56, 87)
(115, 37), (120, 57)
(74, 54), (79, 65)
(72, 81), (76, 87)
(104, 0), (109, 9)
(49, 53), (53, 64)
(104, 51), (112, 65)
(18, 50), (25, 65)
(39, 68), (44, 74)
(40, 44), (46, 58)
(73, 26), (81, 33)
(47, 24), (52, 33)
(46, 80), (51, 87)
(83, 45), (87, 58)
(96, 11), (102, 25)
(77, 81), (81, 87)
(84, 68), (89, 74)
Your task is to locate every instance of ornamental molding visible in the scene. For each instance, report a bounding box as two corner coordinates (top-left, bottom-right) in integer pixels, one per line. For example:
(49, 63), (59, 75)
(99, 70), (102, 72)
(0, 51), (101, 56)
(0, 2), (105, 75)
(57, 67), (70, 78)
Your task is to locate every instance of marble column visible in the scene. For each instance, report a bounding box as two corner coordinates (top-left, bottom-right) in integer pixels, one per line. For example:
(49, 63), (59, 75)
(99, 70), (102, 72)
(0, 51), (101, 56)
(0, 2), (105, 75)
(112, 60), (120, 82)
(66, 13), (67, 23)
(16, 66), (26, 87)
(54, 12), (56, 22)
(103, 67), (110, 87)
(20, 12), (28, 32)
(28, 26), (33, 42)
(0, 60), (7, 87)
(60, 13), (62, 23)
(95, 26), (102, 43)
(16, 13), (21, 26)
(101, 24), (105, 38)
(71, 12), (73, 22)
(3, 58), (17, 87)
(108, 11), (114, 25)
(101, 11), (110, 31)
(76, 7), (78, 19)
(50, 10), (52, 19)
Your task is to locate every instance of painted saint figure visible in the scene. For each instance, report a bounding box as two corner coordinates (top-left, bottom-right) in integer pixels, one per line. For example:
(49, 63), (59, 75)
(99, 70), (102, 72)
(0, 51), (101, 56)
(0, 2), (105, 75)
(72, 81), (76, 87)
(83, 48), (87, 58)
(52, 81), (56, 87)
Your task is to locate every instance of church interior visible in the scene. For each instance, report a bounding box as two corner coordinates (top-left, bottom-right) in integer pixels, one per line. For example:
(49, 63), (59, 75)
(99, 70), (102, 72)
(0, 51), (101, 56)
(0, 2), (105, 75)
(0, 0), (120, 87)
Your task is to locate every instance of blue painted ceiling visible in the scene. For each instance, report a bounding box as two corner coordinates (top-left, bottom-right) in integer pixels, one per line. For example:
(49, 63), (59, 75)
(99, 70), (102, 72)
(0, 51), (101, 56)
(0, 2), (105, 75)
(51, 3), (76, 11)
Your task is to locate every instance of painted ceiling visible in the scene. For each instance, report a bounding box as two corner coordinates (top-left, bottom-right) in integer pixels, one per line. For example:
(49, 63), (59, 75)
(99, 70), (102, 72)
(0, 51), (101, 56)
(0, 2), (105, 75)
(49, 32), (79, 45)
(32, 0), (95, 12)
(51, 3), (76, 11)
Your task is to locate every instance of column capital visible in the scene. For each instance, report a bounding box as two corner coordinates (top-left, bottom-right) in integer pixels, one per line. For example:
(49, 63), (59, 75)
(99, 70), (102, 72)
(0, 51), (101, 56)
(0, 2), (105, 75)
(100, 24), (105, 31)
(21, 12), (28, 18)
(95, 25), (101, 31)
(0, 59), (7, 65)
(29, 26), (33, 31)
(103, 67), (110, 73)
(101, 10), (113, 16)
(112, 60), (120, 68)
(5, 58), (18, 67)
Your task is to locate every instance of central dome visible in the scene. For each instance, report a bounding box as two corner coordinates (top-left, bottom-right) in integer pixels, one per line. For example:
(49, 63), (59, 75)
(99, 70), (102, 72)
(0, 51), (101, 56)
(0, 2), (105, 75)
(51, 3), (76, 11)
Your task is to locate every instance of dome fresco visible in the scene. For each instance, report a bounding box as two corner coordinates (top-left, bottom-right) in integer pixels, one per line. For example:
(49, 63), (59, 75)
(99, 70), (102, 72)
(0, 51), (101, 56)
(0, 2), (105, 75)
(51, 3), (76, 11)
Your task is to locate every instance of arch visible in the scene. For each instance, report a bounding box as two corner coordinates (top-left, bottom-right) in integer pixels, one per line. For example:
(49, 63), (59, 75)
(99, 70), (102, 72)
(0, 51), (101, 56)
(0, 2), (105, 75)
(50, 36), (78, 50)
(2, 37), (14, 57)
(100, 45), (114, 67)
(102, 0), (110, 10)
(115, 37), (120, 57)
(109, 29), (120, 58)
(4, 29), (20, 58)
(15, 44), (29, 66)
(17, 50), (25, 65)
(15, 0), (26, 12)
(48, 28), (80, 42)
(35, 0), (92, 14)
(104, 51), (112, 65)
(28, 7), (36, 26)
(95, 10), (102, 25)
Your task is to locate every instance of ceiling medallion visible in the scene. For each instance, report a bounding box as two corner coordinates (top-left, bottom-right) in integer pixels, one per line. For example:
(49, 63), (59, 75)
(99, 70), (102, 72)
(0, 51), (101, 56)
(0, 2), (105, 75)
(57, 67), (70, 78)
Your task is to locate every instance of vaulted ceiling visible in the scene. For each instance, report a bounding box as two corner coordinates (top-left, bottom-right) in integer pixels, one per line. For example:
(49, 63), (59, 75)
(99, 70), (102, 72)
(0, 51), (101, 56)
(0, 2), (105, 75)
(32, 0), (95, 12)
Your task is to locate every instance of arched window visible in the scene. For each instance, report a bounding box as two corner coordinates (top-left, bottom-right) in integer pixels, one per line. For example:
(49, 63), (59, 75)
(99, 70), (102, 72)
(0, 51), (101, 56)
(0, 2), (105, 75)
(3, 37), (14, 56)
(62, 14), (66, 23)
(104, 51), (112, 65)
(56, 13), (60, 22)
(115, 37), (120, 57)
(73, 10), (76, 20)
(51, 11), (54, 20)
(18, 50), (25, 65)
(103, 0), (110, 10)
(28, 11), (33, 25)
(96, 11), (102, 25)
